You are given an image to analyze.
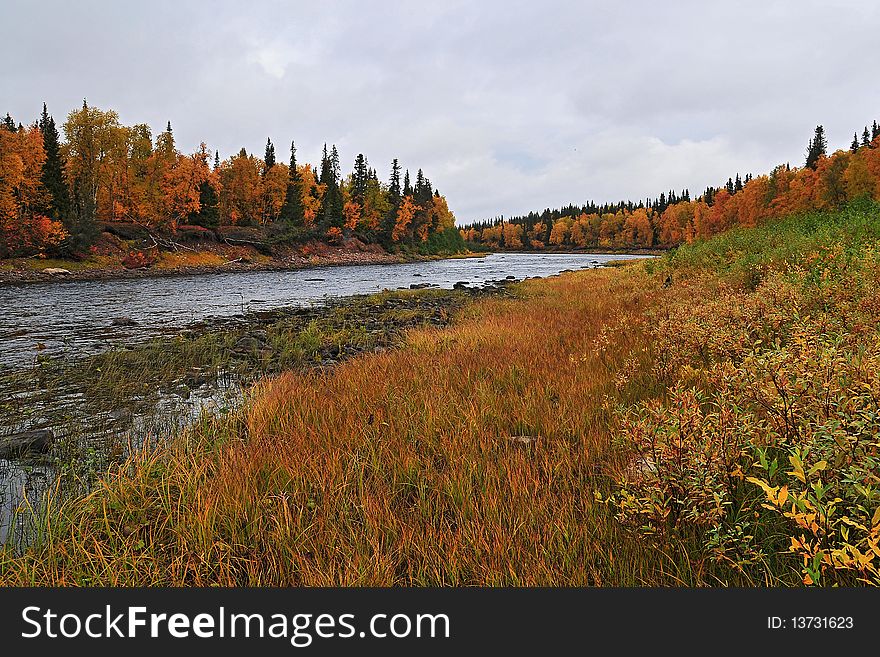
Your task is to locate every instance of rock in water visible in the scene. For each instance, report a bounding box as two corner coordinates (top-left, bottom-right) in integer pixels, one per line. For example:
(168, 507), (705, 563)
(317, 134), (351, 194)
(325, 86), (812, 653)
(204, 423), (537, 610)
(0, 429), (53, 460)
(453, 281), (470, 289)
(111, 317), (138, 326)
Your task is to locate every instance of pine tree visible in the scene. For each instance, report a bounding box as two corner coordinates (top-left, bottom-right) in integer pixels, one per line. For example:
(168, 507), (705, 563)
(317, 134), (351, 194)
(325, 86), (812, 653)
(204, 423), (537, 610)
(280, 140), (304, 228)
(403, 170), (412, 196)
(388, 158), (401, 202)
(352, 153), (368, 204)
(214, 151), (220, 170)
(873, 120), (880, 141)
(851, 132), (860, 152)
(863, 127), (871, 148)
(2, 113), (15, 131)
(805, 125), (827, 169)
(725, 178), (735, 195)
(319, 144), (343, 228)
(38, 103), (69, 221)
(734, 173), (743, 192)
(263, 137), (276, 175)
(190, 181), (220, 228)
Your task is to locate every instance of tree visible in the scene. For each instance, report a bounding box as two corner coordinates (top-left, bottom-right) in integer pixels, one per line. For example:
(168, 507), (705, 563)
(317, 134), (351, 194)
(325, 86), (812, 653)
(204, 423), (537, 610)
(862, 127), (871, 148)
(805, 125), (827, 169)
(263, 137), (276, 175)
(279, 141), (305, 227)
(38, 103), (69, 221)
(851, 133), (861, 152)
(2, 113), (15, 132)
(391, 195), (415, 242)
(0, 124), (66, 257)
(318, 144), (343, 229)
(62, 101), (125, 247)
(218, 148), (262, 225)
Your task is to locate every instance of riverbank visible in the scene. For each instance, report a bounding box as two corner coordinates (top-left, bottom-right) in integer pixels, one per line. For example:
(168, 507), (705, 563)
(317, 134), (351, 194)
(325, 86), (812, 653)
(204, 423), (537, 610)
(3, 202), (878, 586)
(0, 240), (488, 286)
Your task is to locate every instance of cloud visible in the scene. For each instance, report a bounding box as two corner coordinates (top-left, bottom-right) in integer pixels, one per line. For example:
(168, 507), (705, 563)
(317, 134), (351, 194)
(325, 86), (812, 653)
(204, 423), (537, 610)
(2, 0), (879, 223)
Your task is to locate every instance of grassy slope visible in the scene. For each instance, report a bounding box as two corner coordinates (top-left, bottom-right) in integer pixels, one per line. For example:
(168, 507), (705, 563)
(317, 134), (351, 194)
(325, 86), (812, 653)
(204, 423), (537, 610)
(2, 201), (878, 586)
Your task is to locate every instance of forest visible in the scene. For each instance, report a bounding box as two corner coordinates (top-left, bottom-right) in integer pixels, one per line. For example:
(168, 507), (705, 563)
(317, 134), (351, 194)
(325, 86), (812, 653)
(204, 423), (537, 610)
(0, 102), (463, 260)
(460, 123), (880, 251)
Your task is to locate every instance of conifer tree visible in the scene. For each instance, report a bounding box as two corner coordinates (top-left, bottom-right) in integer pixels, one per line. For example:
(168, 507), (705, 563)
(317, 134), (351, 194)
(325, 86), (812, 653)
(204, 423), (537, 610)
(280, 141), (304, 227)
(851, 132), (860, 152)
(263, 137), (276, 175)
(38, 103), (69, 220)
(805, 125), (827, 169)
(2, 113), (15, 131)
(863, 127), (872, 148)
(388, 158), (401, 202)
(873, 120), (880, 141)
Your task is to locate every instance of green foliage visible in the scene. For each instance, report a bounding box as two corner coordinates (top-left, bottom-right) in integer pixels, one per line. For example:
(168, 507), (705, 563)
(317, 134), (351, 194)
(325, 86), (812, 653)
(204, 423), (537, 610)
(416, 226), (467, 256)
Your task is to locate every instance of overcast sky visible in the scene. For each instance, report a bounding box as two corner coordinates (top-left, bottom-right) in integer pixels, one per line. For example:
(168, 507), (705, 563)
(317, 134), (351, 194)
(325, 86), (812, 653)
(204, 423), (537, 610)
(3, 0), (879, 222)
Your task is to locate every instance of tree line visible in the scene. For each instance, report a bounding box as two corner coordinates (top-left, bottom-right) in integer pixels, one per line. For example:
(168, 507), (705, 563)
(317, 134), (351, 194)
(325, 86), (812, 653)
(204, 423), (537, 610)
(460, 122), (880, 250)
(0, 102), (462, 259)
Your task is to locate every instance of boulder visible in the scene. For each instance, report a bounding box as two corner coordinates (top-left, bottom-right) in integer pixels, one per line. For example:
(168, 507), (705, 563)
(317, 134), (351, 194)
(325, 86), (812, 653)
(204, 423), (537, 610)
(41, 268), (71, 275)
(111, 316), (138, 327)
(0, 429), (53, 460)
(453, 281), (470, 289)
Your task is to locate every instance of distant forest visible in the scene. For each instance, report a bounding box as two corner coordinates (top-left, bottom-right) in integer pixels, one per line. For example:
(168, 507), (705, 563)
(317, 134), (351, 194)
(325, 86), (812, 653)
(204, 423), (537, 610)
(460, 122), (880, 250)
(0, 102), (463, 259)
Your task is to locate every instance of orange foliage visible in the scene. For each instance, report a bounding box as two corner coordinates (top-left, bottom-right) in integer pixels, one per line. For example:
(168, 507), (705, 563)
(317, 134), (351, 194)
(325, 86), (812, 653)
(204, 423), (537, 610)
(392, 195), (416, 242)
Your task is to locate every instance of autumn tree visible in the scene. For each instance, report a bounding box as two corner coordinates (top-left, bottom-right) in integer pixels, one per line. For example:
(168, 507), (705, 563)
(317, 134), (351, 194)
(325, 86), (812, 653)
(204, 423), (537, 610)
(0, 124), (66, 257)
(392, 195), (416, 243)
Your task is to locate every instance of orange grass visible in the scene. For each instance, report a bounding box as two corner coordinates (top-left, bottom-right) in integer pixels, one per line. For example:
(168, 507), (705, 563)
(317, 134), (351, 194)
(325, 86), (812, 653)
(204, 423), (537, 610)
(0, 265), (702, 586)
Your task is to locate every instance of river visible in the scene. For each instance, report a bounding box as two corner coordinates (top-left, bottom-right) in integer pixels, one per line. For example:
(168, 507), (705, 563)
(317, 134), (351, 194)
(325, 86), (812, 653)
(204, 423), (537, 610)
(0, 253), (645, 367)
(0, 252), (647, 546)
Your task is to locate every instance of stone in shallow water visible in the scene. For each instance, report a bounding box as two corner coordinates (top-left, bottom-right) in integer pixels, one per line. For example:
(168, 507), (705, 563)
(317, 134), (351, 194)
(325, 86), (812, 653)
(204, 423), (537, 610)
(0, 429), (53, 460)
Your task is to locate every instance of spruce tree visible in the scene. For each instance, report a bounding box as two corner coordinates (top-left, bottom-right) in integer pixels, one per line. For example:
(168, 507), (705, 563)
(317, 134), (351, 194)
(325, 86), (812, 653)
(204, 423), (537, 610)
(214, 151), (220, 170)
(2, 113), (15, 131)
(263, 137), (276, 174)
(734, 173), (743, 192)
(388, 159), (401, 202)
(318, 144), (343, 228)
(863, 127), (871, 148)
(280, 141), (304, 228)
(38, 103), (69, 221)
(190, 181), (220, 228)
(805, 125), (826, 169)
(873, 121), (880, 141)
(403, 170), (412, 196)
(851, 132), (860, 152)
(352, 153), (368, 204)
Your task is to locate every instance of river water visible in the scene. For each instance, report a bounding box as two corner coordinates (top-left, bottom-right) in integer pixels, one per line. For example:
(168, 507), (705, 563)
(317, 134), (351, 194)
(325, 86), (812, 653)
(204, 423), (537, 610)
(0, 253), (645, 367)
(0, 252), (647, 546)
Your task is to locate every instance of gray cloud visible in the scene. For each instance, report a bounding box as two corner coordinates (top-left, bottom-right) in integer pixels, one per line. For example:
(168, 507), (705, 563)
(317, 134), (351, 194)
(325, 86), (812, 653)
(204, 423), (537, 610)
(3, 0), (879, 222)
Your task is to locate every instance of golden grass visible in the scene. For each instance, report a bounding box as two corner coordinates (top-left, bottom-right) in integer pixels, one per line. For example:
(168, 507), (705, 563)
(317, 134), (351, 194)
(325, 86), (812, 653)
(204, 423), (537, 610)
(1, 265), (697, 586)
